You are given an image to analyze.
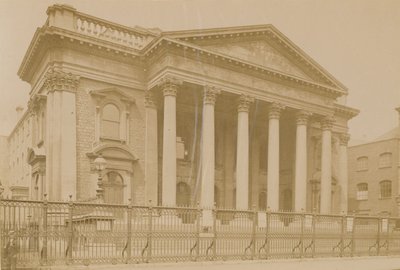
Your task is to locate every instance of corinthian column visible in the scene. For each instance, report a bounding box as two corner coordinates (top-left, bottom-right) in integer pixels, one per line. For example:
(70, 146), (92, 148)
(338, 133), (350, 214)
(200, 86), (220, 209)
(160, 77), (180, 206)
(320, 116), (334, 214)
(144, 90), (158, 205)
(44, 69), (79, 201)
(267, 102), (284, 211)
(294, 111), (310, 212)
(235, 95), (254, 210)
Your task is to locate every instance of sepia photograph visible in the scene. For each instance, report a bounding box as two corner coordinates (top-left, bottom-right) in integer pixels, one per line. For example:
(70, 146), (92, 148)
(0, 0), (399, 269)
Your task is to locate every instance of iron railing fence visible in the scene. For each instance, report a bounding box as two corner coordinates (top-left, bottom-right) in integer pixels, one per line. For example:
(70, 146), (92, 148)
(1, 198), (399, 268)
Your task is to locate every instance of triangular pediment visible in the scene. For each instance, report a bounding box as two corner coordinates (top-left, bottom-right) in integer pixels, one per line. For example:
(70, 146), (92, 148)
(165, 25), (347, 92)
(199, 38), (312, 81)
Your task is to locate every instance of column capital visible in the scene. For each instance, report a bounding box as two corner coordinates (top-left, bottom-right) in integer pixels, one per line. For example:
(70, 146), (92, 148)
(339, 133), (351, 146)
(158, 76), (182, 97)
(45, 69), (79, 93)
(268, 102), (285, 119)
(203, 85), (221, 105)
(237, 94), (254, 112)
(144, 90), (157, 108)
(296, 110), (312, 126)
(321, 116), (335, 131)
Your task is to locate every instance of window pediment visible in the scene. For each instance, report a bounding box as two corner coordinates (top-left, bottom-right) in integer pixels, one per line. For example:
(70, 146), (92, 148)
(88, 142), (138, 162)
(89, 87), (135, 105)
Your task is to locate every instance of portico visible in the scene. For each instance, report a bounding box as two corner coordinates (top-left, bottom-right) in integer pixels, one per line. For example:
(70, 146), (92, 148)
(145, 76), (353, 214)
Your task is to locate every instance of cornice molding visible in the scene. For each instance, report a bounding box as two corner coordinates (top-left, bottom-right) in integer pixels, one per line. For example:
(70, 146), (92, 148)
(334, 103), (359, 120)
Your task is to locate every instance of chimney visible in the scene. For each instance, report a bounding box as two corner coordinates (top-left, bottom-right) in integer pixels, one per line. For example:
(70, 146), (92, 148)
(396, 106), (400, 127)
(16, 106), (24, 119)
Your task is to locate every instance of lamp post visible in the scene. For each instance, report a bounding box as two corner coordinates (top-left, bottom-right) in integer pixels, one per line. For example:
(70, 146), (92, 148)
(94, 154), (107, 202)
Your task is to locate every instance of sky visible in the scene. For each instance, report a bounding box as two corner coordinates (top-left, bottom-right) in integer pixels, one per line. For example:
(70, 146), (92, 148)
(0, 0), (399, 143)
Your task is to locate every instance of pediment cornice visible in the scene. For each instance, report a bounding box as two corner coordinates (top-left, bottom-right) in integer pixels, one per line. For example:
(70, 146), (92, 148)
(163, 25), (348, 92)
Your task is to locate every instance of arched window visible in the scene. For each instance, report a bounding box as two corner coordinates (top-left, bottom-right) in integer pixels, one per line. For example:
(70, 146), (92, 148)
(379, 153), (392, 168)
(103, 171), (124, 204)
(356, 156), (368, 171)
(379, 180), (392, 199)
(101, 103), (120, 139)
(356, 183), (368, 200)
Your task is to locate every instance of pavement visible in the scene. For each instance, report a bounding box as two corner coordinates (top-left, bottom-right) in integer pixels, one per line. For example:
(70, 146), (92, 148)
(39, 256), (400, 270)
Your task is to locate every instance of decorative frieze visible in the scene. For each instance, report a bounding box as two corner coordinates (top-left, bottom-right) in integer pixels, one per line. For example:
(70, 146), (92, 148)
(237, 94), (254, 112)
(203, 85), (221, 105)
(321, 116), (335, 131)
(44, 69), (79, 93)
(296, 110), (312, 126)
(268, 102), (285, 119)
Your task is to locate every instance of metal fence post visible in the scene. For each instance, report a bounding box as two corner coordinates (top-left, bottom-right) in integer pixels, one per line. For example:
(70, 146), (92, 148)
(311, 212), (316, 258)
(147, 200), (153, 263)
(340, 213), (345, 257)
(300, 211), (305, 258)
(67, 195), (73, 264)
(266, 208), (271, 260)
(195, 202), (201, 261)
(212, 203), (217, 260)
(42, 194), (48, 265)
(251, 205), (257, 260)
(0, 186), (3, 268)
(126, 199), (132, 263)
(351, 213), (356, 257)
(376, 217), (381, 256)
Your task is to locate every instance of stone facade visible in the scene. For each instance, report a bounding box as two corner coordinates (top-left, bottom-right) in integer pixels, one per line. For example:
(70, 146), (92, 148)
(348, 107), (400, 216)
(3, 4), (358, 213)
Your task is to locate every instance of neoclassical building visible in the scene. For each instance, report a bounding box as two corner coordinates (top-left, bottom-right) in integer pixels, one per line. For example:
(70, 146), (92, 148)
(7, 4), (359, 214)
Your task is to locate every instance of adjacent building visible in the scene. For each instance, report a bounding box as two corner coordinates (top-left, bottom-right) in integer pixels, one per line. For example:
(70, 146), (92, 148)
(1, 5), (358, 214)
(348, 107), (400, 216)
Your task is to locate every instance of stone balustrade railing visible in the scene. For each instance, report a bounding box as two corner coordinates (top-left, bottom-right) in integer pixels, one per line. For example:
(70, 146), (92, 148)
(74, 13), (153, 49)
(46, 4), (155, 50)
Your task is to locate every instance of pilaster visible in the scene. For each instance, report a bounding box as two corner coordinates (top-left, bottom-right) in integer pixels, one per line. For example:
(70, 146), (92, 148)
(44, 69), (79, 201)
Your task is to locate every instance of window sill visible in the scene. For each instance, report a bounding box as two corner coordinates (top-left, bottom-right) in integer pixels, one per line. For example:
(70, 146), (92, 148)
(379, 197), (391, 200)
(356, 199), (368, 201)
(356, 169), (368, 172)
(378, 165), (392, 169)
